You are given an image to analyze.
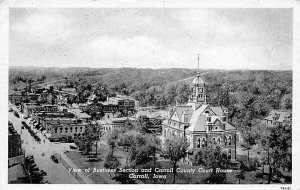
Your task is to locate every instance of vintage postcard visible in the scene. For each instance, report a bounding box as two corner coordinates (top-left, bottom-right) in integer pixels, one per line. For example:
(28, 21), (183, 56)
(1, 0), (299, 189)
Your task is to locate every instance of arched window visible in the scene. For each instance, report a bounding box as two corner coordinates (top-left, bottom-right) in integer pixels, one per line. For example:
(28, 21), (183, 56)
(65, 127), (68, 133)
(75, 127), (78, 132)
(54, 128), (58, 133)
(74, 133), (77, 138)
(228, 149), (232, 159)
(80, 127), (83, 132)
(228, 136), (232, 145)
(201, 138), (206, 148)
(60, 127), (62, 133)
(70, 127), (73, 133)
(224, 136), (227, 145)
(217, 137), (221, 145)
(212, 137), (216, 144)
(197, 138), (201, 148)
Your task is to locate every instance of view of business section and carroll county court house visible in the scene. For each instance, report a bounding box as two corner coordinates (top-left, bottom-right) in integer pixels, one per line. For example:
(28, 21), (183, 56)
(8, 8), (292, 184)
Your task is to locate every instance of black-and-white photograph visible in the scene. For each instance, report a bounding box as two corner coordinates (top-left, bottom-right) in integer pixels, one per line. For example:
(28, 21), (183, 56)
(7, 6), (293, 185)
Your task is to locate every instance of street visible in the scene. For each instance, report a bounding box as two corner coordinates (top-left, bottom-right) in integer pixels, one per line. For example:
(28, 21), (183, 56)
(8, 103), (79, 184)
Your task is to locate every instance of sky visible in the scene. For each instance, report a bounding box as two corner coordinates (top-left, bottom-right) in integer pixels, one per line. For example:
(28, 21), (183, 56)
(9, 8), (292, 70)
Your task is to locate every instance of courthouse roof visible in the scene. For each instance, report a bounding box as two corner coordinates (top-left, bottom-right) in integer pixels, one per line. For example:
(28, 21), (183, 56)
(170, 106), (194, 122)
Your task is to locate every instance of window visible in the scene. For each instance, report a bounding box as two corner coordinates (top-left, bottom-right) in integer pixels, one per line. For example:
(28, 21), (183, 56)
(184, 115), (188, 122)
(60, 128), (62, 133)
(208, 117), (211, 122)
(197, 138), (201, 148)
(228, 136), (232, 145)
(70, 127), (73, 133)
(217, 137), (221, 145)
(224, 136), (227, 145)
(212, 137), (216, 144)
(75, 127), (78, 132)
(228, 149), (231, 159)
(54, 128), (57, 133)
(201, 138), (206, 148)
(199, 88), (203, 93)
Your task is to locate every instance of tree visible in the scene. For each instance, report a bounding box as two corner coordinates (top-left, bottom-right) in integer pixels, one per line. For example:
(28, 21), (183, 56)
(236, 161), (246, 184)
(75, 123), (101, 161)
(163, 137), (189, 184)
(267, 122), (292, 182)
(104, 154), (121, 178)
(193, 146), (229, 184)
(280, 93), (292, 110)
(107, 129), (120, 156)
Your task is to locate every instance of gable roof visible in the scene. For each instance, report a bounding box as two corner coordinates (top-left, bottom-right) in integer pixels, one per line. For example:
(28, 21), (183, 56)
(225, 122), (236, 130)
(170, 106), (194, 122)
(264, 110), (291, 122)
(192, 115), (207, 132)
(210, 107), (223, 116)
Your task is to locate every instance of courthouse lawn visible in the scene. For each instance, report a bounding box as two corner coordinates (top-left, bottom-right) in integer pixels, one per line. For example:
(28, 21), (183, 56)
(65, 146), (129, 184)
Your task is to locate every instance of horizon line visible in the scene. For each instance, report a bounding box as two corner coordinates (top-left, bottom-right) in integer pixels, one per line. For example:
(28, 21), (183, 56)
(8, 65), (293, 71)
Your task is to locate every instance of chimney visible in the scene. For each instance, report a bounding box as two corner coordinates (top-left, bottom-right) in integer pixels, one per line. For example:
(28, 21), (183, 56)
(223, 109), (229, 122)
(168, 107), (174, 118)
(221, 113), (226, 122)
(182, 109), (188, 123)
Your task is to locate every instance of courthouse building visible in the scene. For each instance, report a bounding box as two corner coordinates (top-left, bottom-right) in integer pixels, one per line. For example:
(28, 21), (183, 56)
(162, 70), (239, 161)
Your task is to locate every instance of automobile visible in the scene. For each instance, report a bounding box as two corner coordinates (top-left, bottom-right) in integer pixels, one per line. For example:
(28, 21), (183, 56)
(40, 170), (47, 176)
(14, 111), (20, 118)
(30, 166), (39, 172)
(9, 108), (13, 112)
(32, 171), (43, 176)
(70, 145), (78, 149)
(26, 154), (34, 158)
(51, 155), (59, 163)
(29, 163), (37, 168)
(26, 158), (35, 164)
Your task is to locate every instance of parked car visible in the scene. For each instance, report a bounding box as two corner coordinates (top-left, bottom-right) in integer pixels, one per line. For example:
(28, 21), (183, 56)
(30, 166), (40, 172)
(40, 170), (47, 176)
(51, 155), (59, 163)
(70, 145), (78, 149)
(14, 111), (19, 118)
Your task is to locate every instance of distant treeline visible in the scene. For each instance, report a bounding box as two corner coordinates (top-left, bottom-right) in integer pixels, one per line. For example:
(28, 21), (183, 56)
(9, 66), (292, 126)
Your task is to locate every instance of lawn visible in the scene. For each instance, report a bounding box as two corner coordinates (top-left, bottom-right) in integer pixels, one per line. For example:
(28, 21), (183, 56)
(65, 144), (129, 184)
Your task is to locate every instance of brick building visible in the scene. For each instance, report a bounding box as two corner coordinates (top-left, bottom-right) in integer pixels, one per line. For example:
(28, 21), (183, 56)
(162, 71), (239, 161)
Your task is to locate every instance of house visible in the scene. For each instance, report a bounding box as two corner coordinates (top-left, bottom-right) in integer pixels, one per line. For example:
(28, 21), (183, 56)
(9, 91), (24, 105)
(264, 110), (292, 127)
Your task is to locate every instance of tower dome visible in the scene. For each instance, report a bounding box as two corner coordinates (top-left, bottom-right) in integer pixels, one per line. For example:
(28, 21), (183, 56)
(192, 72), (205, 85)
